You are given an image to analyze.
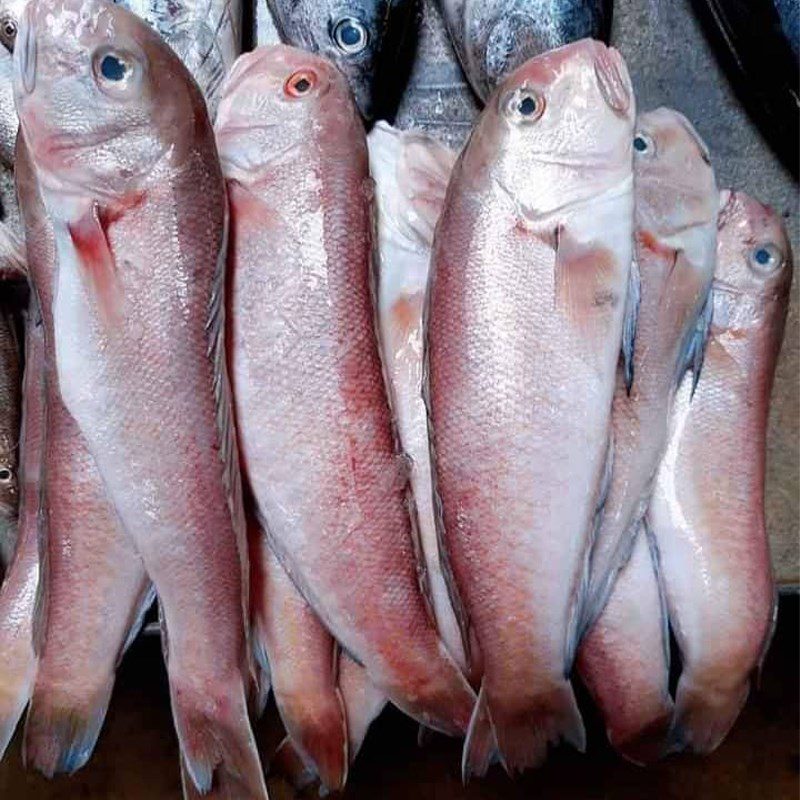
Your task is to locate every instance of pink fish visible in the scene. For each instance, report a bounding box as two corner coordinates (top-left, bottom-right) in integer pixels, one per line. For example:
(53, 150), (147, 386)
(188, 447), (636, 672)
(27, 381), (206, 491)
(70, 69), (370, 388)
(15, 140), (154, 777)
(13, 1), (266, 795)
(648, 190), (792, 753)
(427, 40), (635, 776)
(218, 45), (475, 738)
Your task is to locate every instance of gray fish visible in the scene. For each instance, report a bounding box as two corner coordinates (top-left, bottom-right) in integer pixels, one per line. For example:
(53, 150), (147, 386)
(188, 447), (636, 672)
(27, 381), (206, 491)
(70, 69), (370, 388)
(440, 0), (611, 100)
(394, 0), (479, 149)
(267, 0), (412, 119)
(0, 48), (16, 168)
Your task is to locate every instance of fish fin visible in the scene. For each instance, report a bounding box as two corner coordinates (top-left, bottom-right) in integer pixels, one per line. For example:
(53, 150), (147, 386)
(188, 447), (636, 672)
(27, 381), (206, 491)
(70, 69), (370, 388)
(170, 673), (267, 799)
(66, 204), (123, 325)
(678, 284), (713, 397)
(252, 662), (271, 719)
(622, 258), (641, 393)
(593, 46), (632, 114)
(338, 656), (385, 764)
(482, 682), (586, 777)
(117, 583), (156, 662)
(207, 209), (254, 686)
(572, 436), (615, 654)
(754, 585), (779, 689)
(30, 483), (48, 658)
(461, 683), (497, 782)
(268, 736), (318, 792)
(671, 674), (749, 755)
(0, 222), (27, 281)
(23, 676), (114, 776)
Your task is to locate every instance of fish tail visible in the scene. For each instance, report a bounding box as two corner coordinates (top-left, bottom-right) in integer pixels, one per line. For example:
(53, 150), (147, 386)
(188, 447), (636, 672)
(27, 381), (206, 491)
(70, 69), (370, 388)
(611, 707), (674, 766)
(23, 675), (114, 776)
(268, 737), (318, 791)
(339, 655), (385, 764)
(0, 669), (36, 761)
(461, 682), (497, 781)
(671, 674), (749, 754)
(472, 680), (586, 777)
(170, 673), (267, 799)
(272, 686), (349, 792)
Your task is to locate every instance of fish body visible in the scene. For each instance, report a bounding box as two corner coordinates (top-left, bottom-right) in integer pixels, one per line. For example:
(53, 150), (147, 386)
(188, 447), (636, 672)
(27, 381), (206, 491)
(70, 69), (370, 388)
(0, 308), (42, 760)
(576, 524), (673, 764)
(0, 298), (20, 569)
(254, 0), (281, 45)
(774, 0), (799, 58)
(583, 108), (719, 630)
(0, 48), (18, 168)
(439, 0), (611, 101)
(14, 2), (265, 796)
(15, 139), (154, 778)
(393, 0), (478, 149)
(427, 40), (635, 775)
(648, 190), (792, 753)
(218, 45), (475, 737)
(267, 0), (411, 119)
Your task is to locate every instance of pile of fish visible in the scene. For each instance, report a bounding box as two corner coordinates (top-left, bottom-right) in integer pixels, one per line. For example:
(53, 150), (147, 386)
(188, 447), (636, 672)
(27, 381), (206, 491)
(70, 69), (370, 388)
(0, 0), (792, 797)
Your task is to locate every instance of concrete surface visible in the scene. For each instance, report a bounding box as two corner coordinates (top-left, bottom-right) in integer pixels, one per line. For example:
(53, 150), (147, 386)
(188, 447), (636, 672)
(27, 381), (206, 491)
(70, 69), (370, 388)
(612, 0), (799, 586)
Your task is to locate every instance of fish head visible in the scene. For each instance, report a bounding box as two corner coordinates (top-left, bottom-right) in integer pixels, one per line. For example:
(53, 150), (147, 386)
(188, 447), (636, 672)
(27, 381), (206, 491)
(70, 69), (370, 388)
(442, 0), (608, 101)
(715, 191), (793, 308)
(267, 0), (395, 119)
(216, 45), (361, 185)
(634, 108), (718, 242)
(470, 39), (634, 217)
(13, 0), (205, 201)
(0, 0), (29, 52)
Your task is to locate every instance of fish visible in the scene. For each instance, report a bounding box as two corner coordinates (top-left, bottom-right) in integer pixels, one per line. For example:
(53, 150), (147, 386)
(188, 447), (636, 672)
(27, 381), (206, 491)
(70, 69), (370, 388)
(254, 0), (281, 46)
(582, 107), (719, 632)
(0, 304), (42, 761)
(439, 0), (611, 101)
(113, 0), (242, 112)
(648, 190), (793, 753)
(393, 0), (479, 150)
(426, 40), (635, 776)
(217, 44), (475, 737)
(13, 1), (267, 796)
(575, 522), (673, 764)
(248, 523), (349, 792)
(266, 0), (412, 119)
(15, 138), (155, 778)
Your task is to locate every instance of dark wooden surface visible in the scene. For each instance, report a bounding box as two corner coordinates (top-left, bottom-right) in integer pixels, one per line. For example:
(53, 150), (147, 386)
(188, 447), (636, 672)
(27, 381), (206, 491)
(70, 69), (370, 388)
(0, 596), (796, 799)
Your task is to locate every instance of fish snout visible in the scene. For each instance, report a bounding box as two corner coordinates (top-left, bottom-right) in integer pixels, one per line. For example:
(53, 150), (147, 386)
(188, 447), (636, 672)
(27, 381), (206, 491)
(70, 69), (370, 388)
(13, 0), (35, 95)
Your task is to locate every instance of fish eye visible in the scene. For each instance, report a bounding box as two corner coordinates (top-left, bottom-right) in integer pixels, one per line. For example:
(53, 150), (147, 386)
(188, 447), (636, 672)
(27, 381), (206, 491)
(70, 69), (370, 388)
(0, 16), (17, 52)
(100, 54), (127, 81)
(284, 69), (317, 98)
(749, 242), (783, 272)
(332, 17), (368, 54)
(502, 87), (544, 124)
(633, 132), (655, 156)
(92, 48), (140, 93)
(0, 468), (12, 482)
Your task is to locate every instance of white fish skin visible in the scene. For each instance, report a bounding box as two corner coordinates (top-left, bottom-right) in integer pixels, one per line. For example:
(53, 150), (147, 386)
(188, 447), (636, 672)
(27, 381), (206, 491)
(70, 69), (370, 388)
(14, 2), (266, 796)
(427, 40), (635, 777)
(583, 107), (719, 631)
(648, 190), (792, 754)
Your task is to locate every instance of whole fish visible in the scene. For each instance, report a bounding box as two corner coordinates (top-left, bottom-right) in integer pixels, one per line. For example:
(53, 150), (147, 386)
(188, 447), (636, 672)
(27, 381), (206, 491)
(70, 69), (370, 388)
(439, 0), (611, 101)
(217, 45), (475, 737)
(266, 0), (412, 119)
(16, 139), (154, 778)
(582, 107), (719, 630)
(249, 525), (349, 792)
(575, 523), (673, 764)
(427, 40), (635, 776)
(0, 304), (42, 760)
(13, 2), (266, 796)
(648, 190), (792, 753)
(393, 0), (479, 150)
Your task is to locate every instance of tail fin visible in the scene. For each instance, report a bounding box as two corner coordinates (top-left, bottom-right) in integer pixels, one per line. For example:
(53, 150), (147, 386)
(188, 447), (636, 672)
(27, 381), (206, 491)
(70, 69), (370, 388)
(170, 675), (267, 799)
(269, 737), (318, 792)
(0, 668), (36, 761)
(613, 709), (674, 766)
(273, 687), (349, 792)
(671, 675), (749, 754)
(462, 683), (497, 781)
(469, 680), (586, 777)
(23, 676), (114, 776)
(339, 655), (385, 764)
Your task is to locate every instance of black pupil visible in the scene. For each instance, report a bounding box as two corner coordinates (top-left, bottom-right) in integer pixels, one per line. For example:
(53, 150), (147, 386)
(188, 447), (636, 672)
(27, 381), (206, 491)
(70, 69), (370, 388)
(101, 54), (127, 81)
(3, 23), (14, 37)
(0, 469), (11, 480)
(294, 78), (310, 93)
(634, 136), (648, 152)
(341, 23), (362, 46)
(518, 96), (537, 116)
(755, 248), (772, 265)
